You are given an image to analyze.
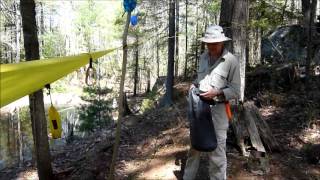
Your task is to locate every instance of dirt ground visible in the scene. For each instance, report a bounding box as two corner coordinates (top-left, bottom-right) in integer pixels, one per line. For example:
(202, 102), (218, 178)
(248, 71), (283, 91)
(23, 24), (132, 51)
(1, 80), (319, 180)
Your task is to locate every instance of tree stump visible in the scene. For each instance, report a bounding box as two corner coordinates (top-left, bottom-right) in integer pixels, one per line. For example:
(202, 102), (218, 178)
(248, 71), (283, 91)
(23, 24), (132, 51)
(231, 101), (281, 156)
(231, 101), (280, 175)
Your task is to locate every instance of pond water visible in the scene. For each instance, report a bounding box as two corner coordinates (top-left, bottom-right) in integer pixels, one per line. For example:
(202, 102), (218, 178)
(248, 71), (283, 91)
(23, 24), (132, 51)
(0, 106), (79, 170)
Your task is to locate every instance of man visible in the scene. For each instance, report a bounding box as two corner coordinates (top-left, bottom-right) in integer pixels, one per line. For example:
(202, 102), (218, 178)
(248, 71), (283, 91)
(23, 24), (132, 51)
(183, 25), (240, 180)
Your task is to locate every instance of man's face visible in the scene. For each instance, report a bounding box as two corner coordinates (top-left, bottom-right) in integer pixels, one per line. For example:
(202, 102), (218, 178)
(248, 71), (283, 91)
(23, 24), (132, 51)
(206, 42), (224, 56)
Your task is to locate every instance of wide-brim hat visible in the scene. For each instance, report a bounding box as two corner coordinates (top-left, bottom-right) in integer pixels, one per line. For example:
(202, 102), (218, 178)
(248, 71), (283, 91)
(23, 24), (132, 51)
(199, 25), (231, 43)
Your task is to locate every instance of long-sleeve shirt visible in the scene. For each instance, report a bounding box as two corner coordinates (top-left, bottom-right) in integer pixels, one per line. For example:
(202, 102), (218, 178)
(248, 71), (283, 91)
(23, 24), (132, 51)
(196, 49), (240, 101)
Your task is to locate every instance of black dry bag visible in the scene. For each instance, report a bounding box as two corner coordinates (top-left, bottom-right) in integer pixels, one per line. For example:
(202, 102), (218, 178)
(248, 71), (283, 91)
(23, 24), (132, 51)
(188, 88), (217, 152)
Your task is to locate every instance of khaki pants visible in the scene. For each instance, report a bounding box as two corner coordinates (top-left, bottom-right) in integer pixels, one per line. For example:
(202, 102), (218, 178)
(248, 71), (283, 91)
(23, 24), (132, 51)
(183, 104), (228, 180)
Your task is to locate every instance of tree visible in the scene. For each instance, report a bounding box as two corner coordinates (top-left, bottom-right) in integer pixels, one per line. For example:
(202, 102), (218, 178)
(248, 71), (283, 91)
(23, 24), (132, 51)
(302, 0), (318, 84)
(20, 0), (53, 179)
(174, 0), (179, 77)
(162, 0), (176, 106)
(108, 10), (131, 180)
(220, 0), (248, 101)
(78, 87), (113, 132)
(219, 0), (235, 52)
(133, 33), (139, 96)
(184, 0), (188, 78)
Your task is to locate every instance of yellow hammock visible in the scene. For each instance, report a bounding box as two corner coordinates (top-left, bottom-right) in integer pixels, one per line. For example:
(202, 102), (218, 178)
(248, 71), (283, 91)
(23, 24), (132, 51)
(0, 48), (117, 108)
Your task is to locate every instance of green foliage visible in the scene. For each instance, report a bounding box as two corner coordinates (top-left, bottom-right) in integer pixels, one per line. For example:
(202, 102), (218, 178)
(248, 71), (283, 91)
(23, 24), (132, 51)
(75, 0), (99, 51)
(75, 0), (121, 50)
(141, 99), (154, 113)
(18, 106), (33, 136)
(206, 0), (221, 15)
(78, 86), (113, 132)
(249, 0), (300, 32)
(41, 31), (66, 58)
(140, 89), (159, 113)
(50, 79), (68, 93)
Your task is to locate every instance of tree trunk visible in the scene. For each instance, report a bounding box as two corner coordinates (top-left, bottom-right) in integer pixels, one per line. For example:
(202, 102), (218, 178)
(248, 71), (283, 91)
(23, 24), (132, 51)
(17, 108), (23, 167)
(156, 39), (160, 78)
(248, 28), (261, 67)
(15, 0), (20, 63)
(184, 0), (188, 78)
(194, 5), (199, 69)
(290, 0), (297, 24)
(219, 0), (235, 52)
(281, 0), (289, 25)
(133, 34), (139, 96)
(231, 0), (248, 102)
(162, 0), (175, 106)
(175, 0), (179, 77)
(7, 116), (11, 156)
(147, 67), (151, 93)
(108, 11), (131, 180)
(20, 1), (53, 179)
(123, 93), (132, 116)
(302, 0), (317, 86)
(39, 2), (44, 57)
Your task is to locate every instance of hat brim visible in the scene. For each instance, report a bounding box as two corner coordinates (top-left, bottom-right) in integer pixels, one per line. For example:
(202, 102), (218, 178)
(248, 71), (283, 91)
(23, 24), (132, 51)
(199, 37), (231, 43)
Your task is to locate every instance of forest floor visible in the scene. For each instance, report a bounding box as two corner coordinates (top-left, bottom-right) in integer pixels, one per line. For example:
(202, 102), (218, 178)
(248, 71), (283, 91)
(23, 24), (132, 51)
(1, 78), (320, 180)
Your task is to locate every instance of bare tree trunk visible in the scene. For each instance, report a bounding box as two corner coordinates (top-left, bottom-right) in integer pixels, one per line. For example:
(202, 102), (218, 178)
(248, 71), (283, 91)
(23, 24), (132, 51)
(220, 0), (235, 52)
(281, 0), (289, 25)
(14, 0), (20, 63)
(147, 66), (151, 93)
(194, 5), (199, 69)
(20, 0), (53, 179)
(248, 28), (261, 67)
(17, 108), (23, 167)
(184, 0), (188, 78)
(156, 39), (160, 78)
(133, 34), (139, 96)
(108, 11), (131, 180)
(232, 0), (248, 102)
(290, 0), (297, 24)
(7, 116), (11, 156)
(39, 2), (44, 57)
(302, 0), (317, 86)
(162, 0), (175, 106)
(175, 0), (179, 77)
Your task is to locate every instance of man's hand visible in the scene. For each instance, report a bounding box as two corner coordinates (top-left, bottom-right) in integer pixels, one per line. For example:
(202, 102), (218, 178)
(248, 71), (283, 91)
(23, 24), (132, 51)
(199, 86), (222, 100)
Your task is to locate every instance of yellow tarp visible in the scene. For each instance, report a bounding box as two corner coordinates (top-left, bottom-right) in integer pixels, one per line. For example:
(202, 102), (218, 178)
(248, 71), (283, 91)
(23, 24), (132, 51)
(0, 48), (117, 108)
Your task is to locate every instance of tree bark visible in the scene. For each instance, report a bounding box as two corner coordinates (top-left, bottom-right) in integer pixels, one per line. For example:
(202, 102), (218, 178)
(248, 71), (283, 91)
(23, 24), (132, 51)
(147, 66), (151, 93)
(290, 0), (297, 24)
(302, 0), (317, 86)
(20, 0), (53, 179)
(156, 39), (160, 78)
(162, 0), (175, 106)
(281, 0), (289, 25)
(248, 28), (261, 67)
(17, 108), (23, 167)
(219, 0), (235, 52)
(39, 2), (44, 57)
(184, 0), (188, 78)
(194, 5), (199, 69)
(108, 11), (131, 180)
(15, 0), (20, 63)
(133, 34), (139, 96)
(231, 0), (248, 102)
(175, 0), (179, 77)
